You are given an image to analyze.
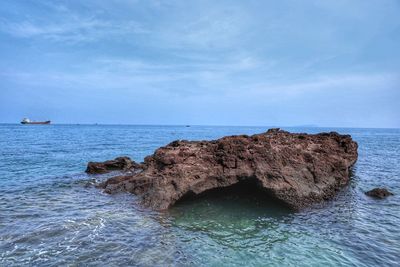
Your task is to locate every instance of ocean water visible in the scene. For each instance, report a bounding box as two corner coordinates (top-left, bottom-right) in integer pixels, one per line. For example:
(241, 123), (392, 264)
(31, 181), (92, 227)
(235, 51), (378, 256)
(0, 124), (399, 266)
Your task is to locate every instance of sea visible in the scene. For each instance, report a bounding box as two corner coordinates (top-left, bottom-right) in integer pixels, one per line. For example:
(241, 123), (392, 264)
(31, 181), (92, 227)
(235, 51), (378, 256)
(0, 124), (399, 266)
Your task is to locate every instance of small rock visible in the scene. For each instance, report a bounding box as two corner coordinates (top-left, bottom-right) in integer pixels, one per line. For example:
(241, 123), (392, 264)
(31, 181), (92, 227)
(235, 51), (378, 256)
(86, 156), (140, 174)
(365, 188), (393, 199)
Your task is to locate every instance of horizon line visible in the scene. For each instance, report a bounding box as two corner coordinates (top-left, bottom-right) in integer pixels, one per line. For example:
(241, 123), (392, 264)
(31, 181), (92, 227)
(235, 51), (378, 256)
(0, 122), (399, 130)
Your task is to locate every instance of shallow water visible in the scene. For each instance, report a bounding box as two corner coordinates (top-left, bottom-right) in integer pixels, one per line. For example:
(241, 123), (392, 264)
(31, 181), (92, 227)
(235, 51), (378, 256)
(0, 124), (399, 266)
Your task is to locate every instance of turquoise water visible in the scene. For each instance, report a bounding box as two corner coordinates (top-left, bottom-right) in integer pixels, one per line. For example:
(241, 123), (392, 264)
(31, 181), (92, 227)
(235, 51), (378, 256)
(0, 124), (399, 266)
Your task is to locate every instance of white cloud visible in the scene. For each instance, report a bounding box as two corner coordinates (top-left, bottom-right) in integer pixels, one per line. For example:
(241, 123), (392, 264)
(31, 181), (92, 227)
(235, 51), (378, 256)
(153, 5), (252, 50)
(0, 15), (148, 43)
(234, 73), (400, 101)
(96, 55), (263, 73)
(2, 61), (397, 100)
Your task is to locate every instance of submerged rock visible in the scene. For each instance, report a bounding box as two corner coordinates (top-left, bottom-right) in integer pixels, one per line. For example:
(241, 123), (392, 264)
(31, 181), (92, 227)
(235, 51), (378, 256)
(86, 156), (141, 174)
(91, 129), (358, 210)
(365, 188), (393, 199)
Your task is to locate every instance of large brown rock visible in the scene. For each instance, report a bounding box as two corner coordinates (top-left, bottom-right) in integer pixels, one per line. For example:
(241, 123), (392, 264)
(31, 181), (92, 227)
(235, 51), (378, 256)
(94, 129), (358, 210)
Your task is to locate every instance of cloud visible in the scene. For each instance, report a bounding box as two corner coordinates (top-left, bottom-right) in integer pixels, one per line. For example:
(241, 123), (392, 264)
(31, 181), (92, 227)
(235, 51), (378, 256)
(0, 54), (264, 97)
(0, 14), (148, 43)
(239, 73), (400, 99)
(148, 3), (253, 51)
(96, 55), (263, 73)
(2, 60), (397, 99)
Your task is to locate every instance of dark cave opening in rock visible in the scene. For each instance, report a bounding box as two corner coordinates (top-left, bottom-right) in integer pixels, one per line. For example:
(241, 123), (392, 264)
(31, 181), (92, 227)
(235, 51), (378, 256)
(173, 177), (291, 211)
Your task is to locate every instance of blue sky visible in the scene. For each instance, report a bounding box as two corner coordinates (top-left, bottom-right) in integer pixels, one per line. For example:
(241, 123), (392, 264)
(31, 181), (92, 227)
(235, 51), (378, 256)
(0, 0), (399, 127)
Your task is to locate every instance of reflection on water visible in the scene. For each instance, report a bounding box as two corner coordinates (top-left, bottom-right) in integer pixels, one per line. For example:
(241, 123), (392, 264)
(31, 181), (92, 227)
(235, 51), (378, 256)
(170, 179), (292, 234)
(0, 125), (399, 266)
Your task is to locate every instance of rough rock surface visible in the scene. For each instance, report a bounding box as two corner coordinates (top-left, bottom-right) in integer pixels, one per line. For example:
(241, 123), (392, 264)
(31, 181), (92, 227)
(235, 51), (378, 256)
(365, 188), (393, 199)
(86, 156), (141, 174)
(93, 129), (358, 210)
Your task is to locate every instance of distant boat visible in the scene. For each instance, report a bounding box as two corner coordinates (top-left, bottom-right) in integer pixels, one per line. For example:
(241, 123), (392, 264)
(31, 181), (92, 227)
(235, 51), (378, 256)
(21, 118), (51, 125)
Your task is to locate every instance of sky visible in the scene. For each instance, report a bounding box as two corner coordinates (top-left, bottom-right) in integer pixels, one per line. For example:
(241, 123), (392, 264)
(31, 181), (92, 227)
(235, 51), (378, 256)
(0, 0), (399, 127)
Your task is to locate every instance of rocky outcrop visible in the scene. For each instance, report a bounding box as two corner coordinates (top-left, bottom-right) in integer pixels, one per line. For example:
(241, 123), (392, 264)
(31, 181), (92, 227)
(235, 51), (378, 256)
(92, 129), (358, 210)
(86, 156), (141, 174)
(365, 188), (393, 199)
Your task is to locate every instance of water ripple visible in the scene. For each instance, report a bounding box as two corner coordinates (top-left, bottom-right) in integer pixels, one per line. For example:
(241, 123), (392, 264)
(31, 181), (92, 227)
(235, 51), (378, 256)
(0, 125), (399, 266)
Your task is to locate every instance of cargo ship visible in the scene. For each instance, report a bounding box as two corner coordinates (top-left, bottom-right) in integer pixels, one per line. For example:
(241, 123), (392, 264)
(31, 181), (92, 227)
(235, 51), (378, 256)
(21, 118), (51, 125)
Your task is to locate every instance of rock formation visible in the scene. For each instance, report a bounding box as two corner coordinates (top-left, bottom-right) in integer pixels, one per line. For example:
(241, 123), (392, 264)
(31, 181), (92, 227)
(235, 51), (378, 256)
(91, 129), (358, 210)
(86, 156), (141, 174)
(365, 188), (393, 199)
